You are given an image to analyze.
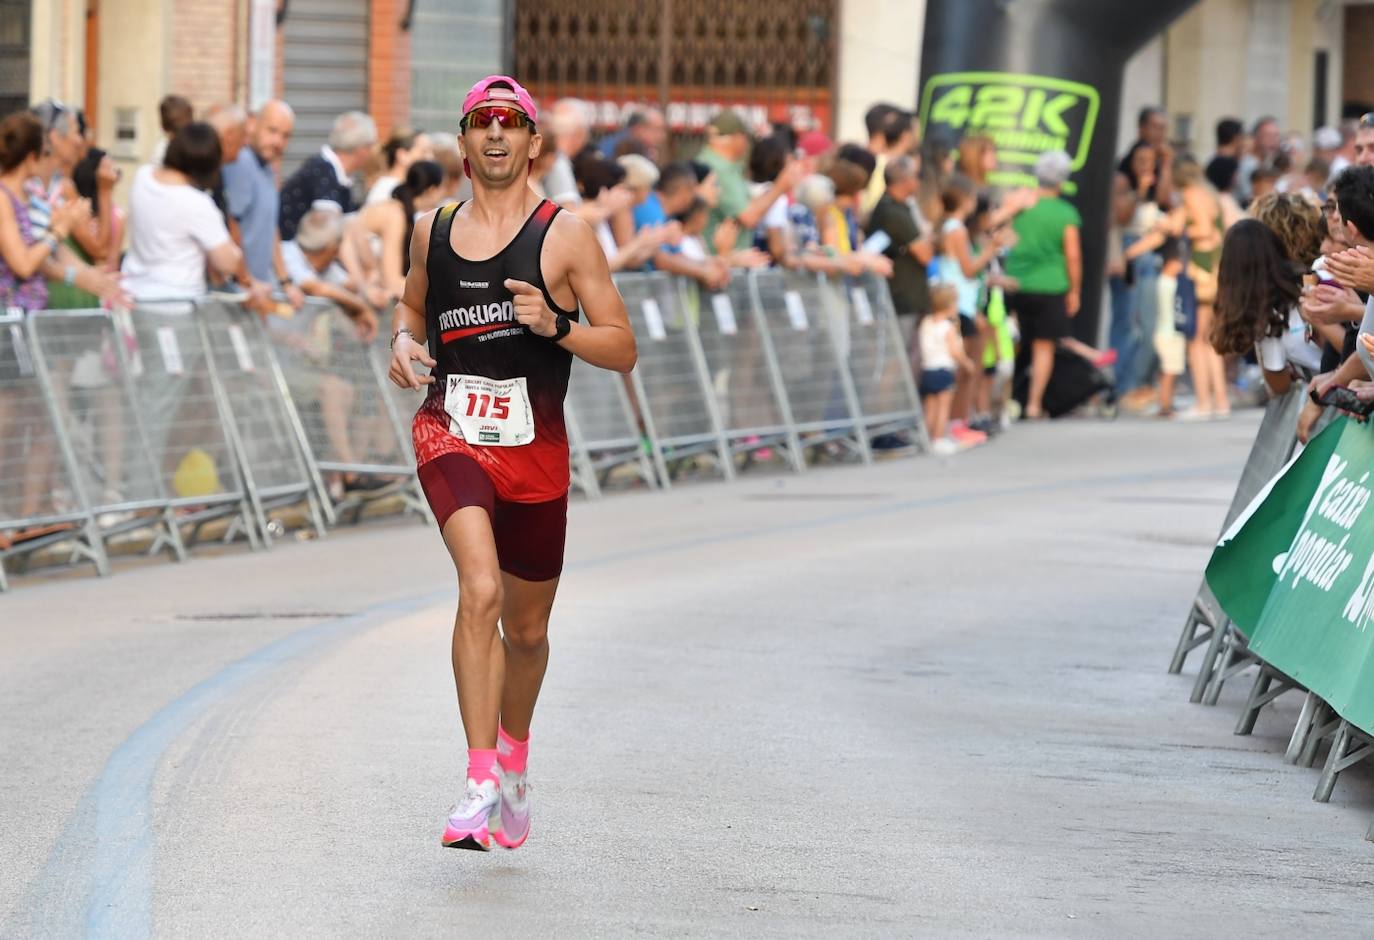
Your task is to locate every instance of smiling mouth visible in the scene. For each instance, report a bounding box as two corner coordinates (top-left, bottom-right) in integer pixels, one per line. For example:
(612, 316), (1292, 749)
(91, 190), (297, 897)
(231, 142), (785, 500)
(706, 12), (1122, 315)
(484, 150), (508, 159)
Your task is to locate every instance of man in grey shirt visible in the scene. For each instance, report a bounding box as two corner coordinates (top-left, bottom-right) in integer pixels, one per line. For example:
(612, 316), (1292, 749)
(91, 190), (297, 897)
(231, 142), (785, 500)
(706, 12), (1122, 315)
(223, 100), (301, 300)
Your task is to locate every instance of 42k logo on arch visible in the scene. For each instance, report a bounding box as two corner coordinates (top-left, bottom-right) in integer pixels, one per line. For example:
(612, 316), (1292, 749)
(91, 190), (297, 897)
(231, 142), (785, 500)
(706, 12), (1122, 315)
(919, 72), (1100, 190)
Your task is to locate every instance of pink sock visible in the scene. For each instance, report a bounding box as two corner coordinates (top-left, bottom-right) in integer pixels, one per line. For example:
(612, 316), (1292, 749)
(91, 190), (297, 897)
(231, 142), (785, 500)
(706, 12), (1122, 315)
(497, 725), (529, 774)
(467, 748), (499, 785)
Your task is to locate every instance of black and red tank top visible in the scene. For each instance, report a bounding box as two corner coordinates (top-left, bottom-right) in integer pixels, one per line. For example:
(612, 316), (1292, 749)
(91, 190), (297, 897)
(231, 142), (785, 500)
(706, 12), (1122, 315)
(412, 199), (579, 503)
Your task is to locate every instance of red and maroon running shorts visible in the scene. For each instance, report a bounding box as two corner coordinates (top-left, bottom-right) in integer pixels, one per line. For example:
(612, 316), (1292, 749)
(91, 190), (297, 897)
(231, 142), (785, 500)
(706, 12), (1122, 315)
(416, 452), (568, 582)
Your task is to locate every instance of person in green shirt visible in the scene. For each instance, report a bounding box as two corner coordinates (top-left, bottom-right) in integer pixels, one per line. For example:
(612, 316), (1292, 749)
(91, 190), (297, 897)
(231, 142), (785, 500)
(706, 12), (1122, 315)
(696, 110), (800, 255)
(1005, 150), (1083, 419)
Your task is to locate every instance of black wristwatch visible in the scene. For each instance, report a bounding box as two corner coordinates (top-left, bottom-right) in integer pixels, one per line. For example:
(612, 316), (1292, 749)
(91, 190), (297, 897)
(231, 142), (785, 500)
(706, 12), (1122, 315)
(549, 313), (572, 343)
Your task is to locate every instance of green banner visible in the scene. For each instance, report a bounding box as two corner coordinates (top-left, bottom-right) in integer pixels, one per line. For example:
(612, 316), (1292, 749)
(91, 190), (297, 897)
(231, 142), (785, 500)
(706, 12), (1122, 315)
(1206, 416), (1374, 732)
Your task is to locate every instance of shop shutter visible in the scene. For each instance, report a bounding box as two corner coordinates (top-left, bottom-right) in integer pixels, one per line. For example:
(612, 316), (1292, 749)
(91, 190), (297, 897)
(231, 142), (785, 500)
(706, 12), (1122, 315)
(281, 0), (369, 174)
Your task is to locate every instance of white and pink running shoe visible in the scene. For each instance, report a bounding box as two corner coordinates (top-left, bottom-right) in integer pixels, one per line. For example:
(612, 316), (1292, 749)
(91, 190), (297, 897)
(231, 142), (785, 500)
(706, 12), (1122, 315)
(493, 768), (530, 849)
(441, 778), (500, 851)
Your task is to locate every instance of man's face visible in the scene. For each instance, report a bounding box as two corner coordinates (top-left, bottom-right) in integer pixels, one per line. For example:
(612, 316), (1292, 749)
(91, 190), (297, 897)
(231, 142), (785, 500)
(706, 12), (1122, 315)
(460, 106), (539, 189)
(723, 131), (749, 162)
(1355, 127), (1374, 167)
(49, 120), (84, 173)
(1140, 111), (1167, 148)
(634, 110), (667, 153)
(1326, 200), (1352, 248)
(659, 180), (695, 216)
(887, 174), (916, 201)
(310, 240), (341, 271)
(1256, 121), (1281, 156)
(219, 123), (246, 165)
(252, 105), (294, 163)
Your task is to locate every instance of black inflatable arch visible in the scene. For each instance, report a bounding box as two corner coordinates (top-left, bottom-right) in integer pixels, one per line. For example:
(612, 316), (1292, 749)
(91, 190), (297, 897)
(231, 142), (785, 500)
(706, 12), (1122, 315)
(919, 0), (1200, 340)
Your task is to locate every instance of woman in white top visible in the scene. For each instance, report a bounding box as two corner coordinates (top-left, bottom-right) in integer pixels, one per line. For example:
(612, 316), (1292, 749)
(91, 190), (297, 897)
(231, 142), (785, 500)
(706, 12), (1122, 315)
(363, 128), (432, 206)
(1211, 219), (1310, 396)
(122, 122), (240, 301)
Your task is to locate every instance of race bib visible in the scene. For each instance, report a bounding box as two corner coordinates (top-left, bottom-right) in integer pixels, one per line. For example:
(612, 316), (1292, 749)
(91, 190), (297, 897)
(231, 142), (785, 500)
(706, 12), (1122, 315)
(445, 374), (535, 447)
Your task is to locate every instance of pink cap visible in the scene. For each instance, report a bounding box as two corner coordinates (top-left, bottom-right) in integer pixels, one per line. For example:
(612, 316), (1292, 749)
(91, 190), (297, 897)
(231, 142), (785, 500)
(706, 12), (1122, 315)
(461, 75), (538, 124)
(797, 131), (834, 158)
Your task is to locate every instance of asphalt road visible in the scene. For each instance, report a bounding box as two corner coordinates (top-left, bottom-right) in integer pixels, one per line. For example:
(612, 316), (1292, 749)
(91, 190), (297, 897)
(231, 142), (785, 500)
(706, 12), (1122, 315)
(5, 414), (1374, 938)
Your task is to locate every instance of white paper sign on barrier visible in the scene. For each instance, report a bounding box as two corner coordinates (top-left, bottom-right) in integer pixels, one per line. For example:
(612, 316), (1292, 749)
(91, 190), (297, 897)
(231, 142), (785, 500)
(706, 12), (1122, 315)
(783, 291), (809, 331)
(228, 324), (255, 373)
(711, 293), (738, 335)
(156, 326), (184, 375)
(113, 309), (143, 377)
(850, 288), (874, 325)
(640, 298), (667, 341)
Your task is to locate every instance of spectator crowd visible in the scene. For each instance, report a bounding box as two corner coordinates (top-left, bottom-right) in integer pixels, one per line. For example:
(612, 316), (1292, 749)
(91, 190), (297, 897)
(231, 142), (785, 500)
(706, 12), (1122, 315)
(1111, 105), (1374, 440)
(12, 82), (1362, 509)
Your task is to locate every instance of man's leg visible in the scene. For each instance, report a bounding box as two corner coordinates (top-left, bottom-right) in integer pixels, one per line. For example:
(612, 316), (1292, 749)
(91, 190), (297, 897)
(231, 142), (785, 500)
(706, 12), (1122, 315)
(499, 573), (559, 739)
(440, 505), (505, 749)
(1026, 338), (1056, 418)
(490, 571), (557, 850)
(316, 374), (359, 464)
(437, 503), (507, 849)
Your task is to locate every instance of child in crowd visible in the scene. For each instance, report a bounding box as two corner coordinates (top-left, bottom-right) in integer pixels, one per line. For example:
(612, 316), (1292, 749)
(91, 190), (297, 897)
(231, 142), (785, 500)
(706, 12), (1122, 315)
(979, 251), (1018, 431)
(1153, 236), (1190, 418)
(919, 285), (976, 455)
(674, 196), (711, 261)
(936, 178), (1006, 445)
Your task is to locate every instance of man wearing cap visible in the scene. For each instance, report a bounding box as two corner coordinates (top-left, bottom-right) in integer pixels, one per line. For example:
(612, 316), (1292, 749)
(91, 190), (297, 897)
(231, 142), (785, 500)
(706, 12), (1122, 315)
(696, 109), (802, 256)
(388, 75), (637, 852)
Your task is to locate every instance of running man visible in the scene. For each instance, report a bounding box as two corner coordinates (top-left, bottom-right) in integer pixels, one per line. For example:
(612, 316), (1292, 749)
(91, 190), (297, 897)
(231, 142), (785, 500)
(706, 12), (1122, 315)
(388, 75), (636, 850)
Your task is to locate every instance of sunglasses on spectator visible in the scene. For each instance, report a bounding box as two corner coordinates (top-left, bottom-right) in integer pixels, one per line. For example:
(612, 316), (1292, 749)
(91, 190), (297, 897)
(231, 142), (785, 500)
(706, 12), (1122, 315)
(32, 99), (69, 133)
(462, 106), (533, 132)
(1362, 112), (1374, 130)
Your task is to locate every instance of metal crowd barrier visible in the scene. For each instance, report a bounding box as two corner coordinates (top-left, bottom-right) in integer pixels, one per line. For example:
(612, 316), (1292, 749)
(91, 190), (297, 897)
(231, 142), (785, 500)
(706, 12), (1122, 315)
(120, 302), (261, 551)
(1169, 385), (1308, 702)
(27, 309), (185, 563)
(687, 276), (805, 473)
(617, 272), (734, 486)
(773, 270), (873, 463)
(3, 268), (941, 590)
(264, 300), (430, 526)
(197, 297), (327, 543)
(840, 271), (929, 448)
(0, 310), (108, 589)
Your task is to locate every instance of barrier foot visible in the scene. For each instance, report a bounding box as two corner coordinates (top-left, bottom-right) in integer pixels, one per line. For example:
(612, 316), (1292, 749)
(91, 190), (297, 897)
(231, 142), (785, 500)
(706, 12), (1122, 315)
(1301, 702), (1340, 768)
(1285, 692), (1321, 764)
(1202, 626), (1256, 706)
(1190, 618), (1229, 703)
(1169, 602), (1213, 675)
(1234, 665), (1295, 736)
(1314, 721), (1374, 802)
(1315, 721), (1352, 803)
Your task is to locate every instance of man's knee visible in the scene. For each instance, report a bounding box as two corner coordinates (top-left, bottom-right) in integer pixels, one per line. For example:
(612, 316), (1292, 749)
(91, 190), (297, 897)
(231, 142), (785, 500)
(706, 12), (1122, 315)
(503, 612), (549, 653)
(457, 571), (504, 627)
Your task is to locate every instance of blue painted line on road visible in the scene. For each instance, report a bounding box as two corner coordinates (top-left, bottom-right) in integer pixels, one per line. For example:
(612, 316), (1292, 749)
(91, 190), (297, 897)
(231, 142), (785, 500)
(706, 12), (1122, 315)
(30, 457), (1237, 935)
(30, 593), (445, 939)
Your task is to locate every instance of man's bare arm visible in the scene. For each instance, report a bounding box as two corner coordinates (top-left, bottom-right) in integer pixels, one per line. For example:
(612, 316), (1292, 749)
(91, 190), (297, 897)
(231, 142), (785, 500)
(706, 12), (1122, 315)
(509, 214), (636, 374)
(387, 211), (437, 389)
